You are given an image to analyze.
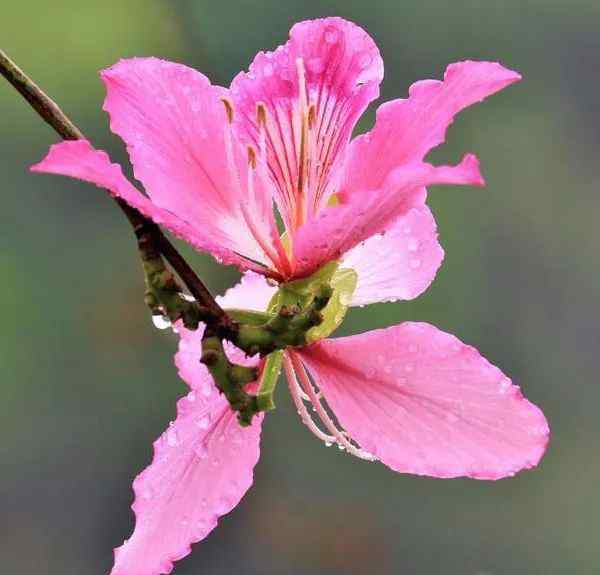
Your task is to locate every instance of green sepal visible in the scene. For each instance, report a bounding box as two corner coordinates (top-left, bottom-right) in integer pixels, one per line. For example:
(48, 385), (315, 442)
(267, 261), (357, 343)
(255, 350), (284, 412)
(306, 266), (356, 343)
(226, 308), (275, 326)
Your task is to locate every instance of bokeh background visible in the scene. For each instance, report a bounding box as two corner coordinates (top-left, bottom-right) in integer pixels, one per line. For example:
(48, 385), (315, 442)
(2, 1), (598, 573)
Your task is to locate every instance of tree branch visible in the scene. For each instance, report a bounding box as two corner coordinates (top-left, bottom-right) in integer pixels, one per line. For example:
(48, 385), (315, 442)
(0, 47), (234, 335)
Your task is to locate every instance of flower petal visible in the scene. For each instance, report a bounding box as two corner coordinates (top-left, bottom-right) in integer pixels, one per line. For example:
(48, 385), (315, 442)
(342, 60), (521, 194)
(101, 57), (279, 270)
(111, 327), (263, 575)
(230, 17), (383, 228)
(298, 323), (549, 479)
(341, 205), (444, 305)
(216, 271), (277, 312)
(31, 140), (263, 270)
(292, 155), (482, 277)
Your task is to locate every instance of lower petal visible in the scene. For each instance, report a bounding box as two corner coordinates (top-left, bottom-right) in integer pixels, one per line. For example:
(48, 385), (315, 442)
(298, 323), (549, 479)
(111, 339), (263, 575)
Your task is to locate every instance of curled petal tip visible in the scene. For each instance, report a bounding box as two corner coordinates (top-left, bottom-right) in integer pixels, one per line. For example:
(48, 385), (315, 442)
(460, 153), (486, 187)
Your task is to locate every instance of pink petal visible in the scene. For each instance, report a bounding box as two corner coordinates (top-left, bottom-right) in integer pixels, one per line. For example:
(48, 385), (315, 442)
(101, 57), (281, 271)
(111, 324), (263, 575)
(297, 323), (549, 479)
(343, 60), (521, 194)
(31, 140), (263, 270)
(341, 205), (444, 305)
(230, 17), (383, 229)
(292, 155), (482, 277)
(216, 271), (277, 311)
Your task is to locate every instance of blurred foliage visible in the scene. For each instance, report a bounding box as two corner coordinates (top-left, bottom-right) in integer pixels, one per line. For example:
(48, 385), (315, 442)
(1, 0), (599, 573)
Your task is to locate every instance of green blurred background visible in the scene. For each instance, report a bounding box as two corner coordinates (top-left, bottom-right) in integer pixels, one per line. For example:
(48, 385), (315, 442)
(2, 1), (597, 573)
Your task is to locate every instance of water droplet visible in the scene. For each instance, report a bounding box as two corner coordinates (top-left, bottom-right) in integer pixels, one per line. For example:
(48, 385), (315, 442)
(407, 238), (420, 252)
(325, 441), (333, 447)
(152, 314), (171, 330)
(337, 443), (346, 451)
(409, 258), (422, 269)
(307, 57), (325, 73)
(498, 377), (511, 394)
(166, 428), (179, 447)
(359, 53), (372, 69)
(196, 415), (211, 429)
(194, 444), (208, 459)
(141, 486), (154, 500)
(325, 29), (339, 43)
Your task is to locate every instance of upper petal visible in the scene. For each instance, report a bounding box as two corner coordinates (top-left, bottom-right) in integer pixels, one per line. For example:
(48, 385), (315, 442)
(101, 57), (281, 271)
(298, 323), (549, 479)
(342, 60), (521, 194)
(31, 140), (262, 271)
(341, 205), (444, 306)
(230, 17), (383, 229)
(292, 154), (482, 278)
(111, 326), (263, 575)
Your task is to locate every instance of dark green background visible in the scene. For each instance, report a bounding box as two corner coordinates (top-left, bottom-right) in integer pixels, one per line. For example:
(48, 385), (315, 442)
(2, 1), (597, 573)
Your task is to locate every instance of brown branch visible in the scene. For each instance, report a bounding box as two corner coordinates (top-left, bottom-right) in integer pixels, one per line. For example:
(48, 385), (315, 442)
(0, 47), (233, 334)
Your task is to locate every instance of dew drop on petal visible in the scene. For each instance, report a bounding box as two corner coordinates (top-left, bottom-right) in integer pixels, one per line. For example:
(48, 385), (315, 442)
(196, 415), (211, 429)
(359, 53), (372, 69)
(166, 428), (179, 447)
(194, 444), (208, 459)
(498, 377), (512, 394)
(325, 29), (339, 43)
(141, 486), (154, 500)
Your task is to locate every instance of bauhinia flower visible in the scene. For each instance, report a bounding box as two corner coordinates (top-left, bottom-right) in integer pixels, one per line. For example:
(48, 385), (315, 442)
(32, 16), (549, 575)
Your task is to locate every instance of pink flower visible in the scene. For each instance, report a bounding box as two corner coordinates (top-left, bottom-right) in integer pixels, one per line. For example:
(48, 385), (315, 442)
(31, 17), (548, 575)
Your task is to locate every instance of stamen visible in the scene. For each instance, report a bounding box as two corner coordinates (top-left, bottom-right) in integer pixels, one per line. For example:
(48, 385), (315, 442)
(295, 58), (310, 229)
(243, 146), (287, 270)
(289, 352), (377, 461)
(255, 101), (295, 225)
(283, 354), (336, 444)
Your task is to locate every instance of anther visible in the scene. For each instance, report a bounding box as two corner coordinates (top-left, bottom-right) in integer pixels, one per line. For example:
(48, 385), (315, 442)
(256, 102), (267, 127)
(247, 146), (257, 169)
(308, 104), (316, 129)
(220, 97), (235, 124)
